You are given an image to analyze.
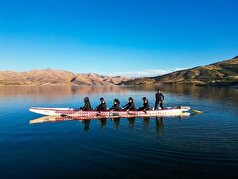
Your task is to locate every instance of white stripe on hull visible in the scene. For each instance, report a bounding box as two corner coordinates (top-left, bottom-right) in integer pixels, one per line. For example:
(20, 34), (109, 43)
(29, 106), (191, 117)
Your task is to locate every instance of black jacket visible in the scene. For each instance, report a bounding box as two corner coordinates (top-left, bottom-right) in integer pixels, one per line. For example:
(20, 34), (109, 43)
(140, 101), (150, 110)
(96, 102), (107, 111)
(123, 102), (136, 111)
(155, 92), (164, 102)
(80, 102), (92, 111)
(110, 103), (121, 111)
(81, 97), (92, 111)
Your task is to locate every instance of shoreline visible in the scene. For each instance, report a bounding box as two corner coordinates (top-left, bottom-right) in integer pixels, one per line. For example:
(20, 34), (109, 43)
(0, 83), (237, 89)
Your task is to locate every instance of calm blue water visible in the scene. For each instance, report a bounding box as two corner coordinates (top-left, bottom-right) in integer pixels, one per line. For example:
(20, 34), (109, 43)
(0, 86), (238, 179)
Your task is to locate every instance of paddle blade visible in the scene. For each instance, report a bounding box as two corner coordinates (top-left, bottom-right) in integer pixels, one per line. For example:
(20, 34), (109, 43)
(191, 109), (203, 114)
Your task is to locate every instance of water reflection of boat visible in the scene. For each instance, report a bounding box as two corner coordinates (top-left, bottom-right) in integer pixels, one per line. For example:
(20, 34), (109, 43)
(111, 118), (120, 130)
(128, 117), (136, 128)
(143, 117), (150, 130)
(30, 113), (190, 125)
(29, 116), (75, 124)
(98, 118), (107, 129)
(82, 119), (91, 131)
(155, 117), (164, 136)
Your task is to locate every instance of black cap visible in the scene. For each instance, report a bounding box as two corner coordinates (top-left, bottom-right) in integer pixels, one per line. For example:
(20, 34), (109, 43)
(100, 97), (104, 101)
(142, 97), (147, 100)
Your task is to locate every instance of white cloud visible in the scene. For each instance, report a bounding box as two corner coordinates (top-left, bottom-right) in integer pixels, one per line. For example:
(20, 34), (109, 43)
(112, 68), (188, 77)
(174, 67), (187, 71)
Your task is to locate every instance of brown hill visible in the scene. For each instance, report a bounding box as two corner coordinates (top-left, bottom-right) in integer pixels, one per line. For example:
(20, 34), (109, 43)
(0, 69), (132, 86)
(71, 73), (132, 85)
(121, 56), (238, 87)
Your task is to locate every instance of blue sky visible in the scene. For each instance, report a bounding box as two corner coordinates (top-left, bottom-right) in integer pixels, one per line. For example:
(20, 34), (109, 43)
(0, 0), (237, 77)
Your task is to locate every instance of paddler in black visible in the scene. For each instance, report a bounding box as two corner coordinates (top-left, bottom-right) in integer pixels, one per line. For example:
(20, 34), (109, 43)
(95, 97), (107, 111)
(110, 98), (121, 111)
(139, 97), (150, 111)
(123, 97), (136, 111)
(154, 89), (164, 110)
(80, 97), (92, 111)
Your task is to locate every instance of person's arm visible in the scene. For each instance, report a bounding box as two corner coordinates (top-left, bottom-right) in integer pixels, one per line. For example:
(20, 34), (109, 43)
(140, 103), (145, 110)
(162, 93), (164, 100)
(81, 105), (86, 110)
(95, 104), (101, 110)
(109, 105), (114, 110)
(122, 103), (129, 108)
(128, 103), (132, 110)
(128, 103), (135, 110)
(146, 103), (150, 110)
(103, 103), (107, 110)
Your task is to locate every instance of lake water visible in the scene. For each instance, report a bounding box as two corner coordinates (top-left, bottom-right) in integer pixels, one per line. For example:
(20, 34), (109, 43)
(0, 85), (237, 179)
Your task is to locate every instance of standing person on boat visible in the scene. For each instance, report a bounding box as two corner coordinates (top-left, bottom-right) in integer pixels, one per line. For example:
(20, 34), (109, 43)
(80, 97), (92, 111)
(95, 97), (107, 111)
(110, 98), (121, 111)
(138, 97), (150, 111)
(154, 89), (164, 110)
(123, 97), (136, 111)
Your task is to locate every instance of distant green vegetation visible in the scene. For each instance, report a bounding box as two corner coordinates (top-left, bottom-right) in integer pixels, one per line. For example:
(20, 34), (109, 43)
(217, 65), (238, 76)
(196, 69), (221, 83)
(121, 78), (155, 85)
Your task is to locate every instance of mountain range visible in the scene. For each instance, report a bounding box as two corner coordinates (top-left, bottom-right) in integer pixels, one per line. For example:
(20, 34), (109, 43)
(0, 56), (237, 87)
(0, 69), (131, 86)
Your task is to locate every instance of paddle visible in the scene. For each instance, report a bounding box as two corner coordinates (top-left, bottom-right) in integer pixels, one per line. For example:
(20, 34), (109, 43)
(191, 109), (203, 114)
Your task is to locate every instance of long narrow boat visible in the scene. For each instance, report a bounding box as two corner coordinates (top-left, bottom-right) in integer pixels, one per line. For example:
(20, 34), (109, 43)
(29, 106), (191, 118)
(30, 112), (190, 124)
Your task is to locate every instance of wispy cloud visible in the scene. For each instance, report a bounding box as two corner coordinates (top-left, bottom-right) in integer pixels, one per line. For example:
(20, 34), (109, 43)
(112, 68), (188, 77)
